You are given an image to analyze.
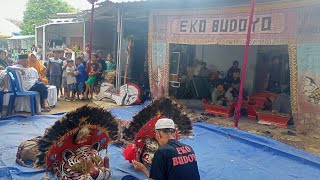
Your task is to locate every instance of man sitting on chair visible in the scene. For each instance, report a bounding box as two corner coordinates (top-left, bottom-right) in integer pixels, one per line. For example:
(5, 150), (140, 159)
(272, 86), (292, 114)
(8, 54), (51, 112)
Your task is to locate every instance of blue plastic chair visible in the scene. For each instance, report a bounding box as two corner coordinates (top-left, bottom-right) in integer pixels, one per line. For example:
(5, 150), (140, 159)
(6, 68), (37, 116)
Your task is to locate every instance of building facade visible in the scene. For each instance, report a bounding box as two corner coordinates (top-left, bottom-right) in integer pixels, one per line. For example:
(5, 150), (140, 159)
(147, 0), (320, 135)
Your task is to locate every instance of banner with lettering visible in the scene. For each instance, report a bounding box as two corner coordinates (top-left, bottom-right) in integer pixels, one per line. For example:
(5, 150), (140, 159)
(148, 1), (320, 101)
(167, 10), (295, 42)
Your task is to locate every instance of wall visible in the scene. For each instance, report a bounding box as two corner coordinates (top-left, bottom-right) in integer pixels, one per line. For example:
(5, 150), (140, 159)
(41, 23), (85, 50)
(36, 27), (43, 47)
(46, 23), (84, 40)
(195, 45), (258, 94)
(296, 43), (320, 136)
(85, 20), (116, 54)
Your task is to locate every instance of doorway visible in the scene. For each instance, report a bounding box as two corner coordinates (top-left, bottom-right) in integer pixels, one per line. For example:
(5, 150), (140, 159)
(254, 45), (290, 93)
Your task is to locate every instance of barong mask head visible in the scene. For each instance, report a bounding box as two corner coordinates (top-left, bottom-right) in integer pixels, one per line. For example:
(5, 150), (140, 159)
(34, 106), (119, 180)
(123, 98), (193, 166)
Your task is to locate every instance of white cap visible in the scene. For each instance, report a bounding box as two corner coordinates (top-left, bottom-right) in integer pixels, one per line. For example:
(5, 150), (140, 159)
(155, 118), (175, 130)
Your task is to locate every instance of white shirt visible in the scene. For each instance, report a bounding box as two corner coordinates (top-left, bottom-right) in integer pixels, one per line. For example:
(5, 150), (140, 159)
(84, 53), (89, 62)
(66, 66), (76, 84)
(12, 64), (39, 91)
(62, 60), (68, 77)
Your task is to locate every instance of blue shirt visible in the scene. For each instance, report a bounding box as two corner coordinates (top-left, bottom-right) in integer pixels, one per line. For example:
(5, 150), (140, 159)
(76, 63), (86, 82)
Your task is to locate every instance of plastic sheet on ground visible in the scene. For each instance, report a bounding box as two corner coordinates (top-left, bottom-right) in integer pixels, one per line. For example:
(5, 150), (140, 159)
(109, 100), (150, 121)
(0, 107), (319, 180)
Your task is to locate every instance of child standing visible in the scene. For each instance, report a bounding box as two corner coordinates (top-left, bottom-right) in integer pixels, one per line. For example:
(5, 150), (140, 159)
(85, 53), (100, 99)
(225, 84), (234, 106)
(104, 54), (116, 84)
(75, 56), (86, 100)
(66, 59), (77, 101)
(48, 49), (63, 96)
(61, 51), (72, 98)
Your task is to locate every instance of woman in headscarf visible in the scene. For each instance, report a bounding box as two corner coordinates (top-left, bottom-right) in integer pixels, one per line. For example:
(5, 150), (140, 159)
(28, 53), (48, 85)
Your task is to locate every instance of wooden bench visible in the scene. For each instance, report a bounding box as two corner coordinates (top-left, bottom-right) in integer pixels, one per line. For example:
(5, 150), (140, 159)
(202, 99), (235, 118)
(244, 101), (258, 120)
(256, 111), (292, 128)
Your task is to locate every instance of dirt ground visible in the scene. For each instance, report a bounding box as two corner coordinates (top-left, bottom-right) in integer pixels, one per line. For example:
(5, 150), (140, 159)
(7, 98), (120, 116)
(5, 98), (320, 156)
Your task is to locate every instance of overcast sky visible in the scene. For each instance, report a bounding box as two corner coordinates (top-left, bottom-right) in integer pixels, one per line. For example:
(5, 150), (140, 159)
(0, 0), (139, 20)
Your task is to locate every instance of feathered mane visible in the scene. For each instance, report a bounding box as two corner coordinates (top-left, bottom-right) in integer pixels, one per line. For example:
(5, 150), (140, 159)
(123, 98), (193, 141)
(35, 106), (118, 167)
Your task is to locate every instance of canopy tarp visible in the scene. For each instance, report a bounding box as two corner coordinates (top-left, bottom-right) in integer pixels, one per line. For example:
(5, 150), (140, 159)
(0, 18), (20, 38)
(7, 35), (34, 40)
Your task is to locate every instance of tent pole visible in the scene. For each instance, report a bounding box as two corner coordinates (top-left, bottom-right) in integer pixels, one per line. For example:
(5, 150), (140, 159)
(234, 0), (256, 128)
(88, 3), (95, 61)
(117, 8), (123, 88)
(35, 27), (38, 48)
(116, 8), (121, 89)
(42, 26), (46, 61)
(83, 21), (86, 51)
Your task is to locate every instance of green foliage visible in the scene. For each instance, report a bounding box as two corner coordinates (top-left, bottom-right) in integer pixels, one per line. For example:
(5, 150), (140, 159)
(21, 0), (76, 35)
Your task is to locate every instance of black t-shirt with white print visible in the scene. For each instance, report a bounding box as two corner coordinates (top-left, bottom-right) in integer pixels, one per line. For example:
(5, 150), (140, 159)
(149, 139), (200, 180)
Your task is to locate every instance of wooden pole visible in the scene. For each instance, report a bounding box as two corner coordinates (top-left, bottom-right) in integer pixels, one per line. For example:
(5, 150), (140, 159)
(234, 0), (256, 128)
(124, 38), (132, 85)
(42, 26), (46, 61)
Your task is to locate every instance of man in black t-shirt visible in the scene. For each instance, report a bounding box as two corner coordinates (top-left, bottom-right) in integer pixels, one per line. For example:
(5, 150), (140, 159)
(227, 60), (241, 80)
(96, 50), (106, 72)
(226, 69), (240, 85)
(95, 50), (106, 91)
(131, 118), (200, 180)
(266, 56), (282, 93)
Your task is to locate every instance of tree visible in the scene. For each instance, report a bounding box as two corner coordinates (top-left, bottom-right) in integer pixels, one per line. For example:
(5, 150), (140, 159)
(21, 0), (76, 35)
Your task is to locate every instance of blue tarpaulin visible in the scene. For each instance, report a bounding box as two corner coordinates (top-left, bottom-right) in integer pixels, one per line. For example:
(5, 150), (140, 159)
(0, 105), (320, 180)
(109, 100), (151, 121)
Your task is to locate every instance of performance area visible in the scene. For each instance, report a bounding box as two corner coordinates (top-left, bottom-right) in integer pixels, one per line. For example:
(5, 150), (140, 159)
(0, 105), (319, 180)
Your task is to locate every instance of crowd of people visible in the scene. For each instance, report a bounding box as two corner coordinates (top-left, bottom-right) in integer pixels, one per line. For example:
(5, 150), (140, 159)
(208, 61), (243, 107)
(188, 58), (291, 114)
(0, 45), (117, 112)
(1, 45), (292, 116)
(44, 45), (116, 100)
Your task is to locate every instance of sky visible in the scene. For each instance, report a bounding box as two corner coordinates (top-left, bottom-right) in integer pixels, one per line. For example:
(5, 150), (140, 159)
(0, 0), (138, 21)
